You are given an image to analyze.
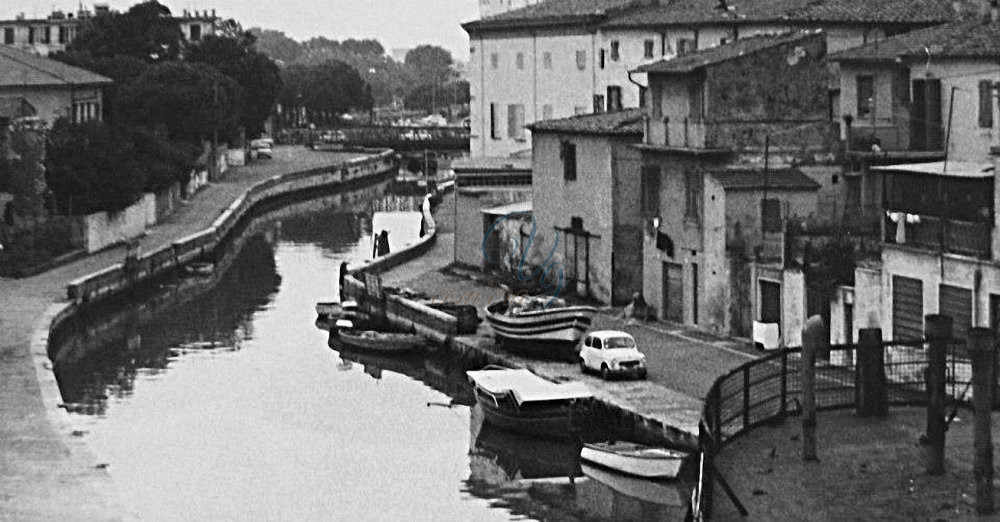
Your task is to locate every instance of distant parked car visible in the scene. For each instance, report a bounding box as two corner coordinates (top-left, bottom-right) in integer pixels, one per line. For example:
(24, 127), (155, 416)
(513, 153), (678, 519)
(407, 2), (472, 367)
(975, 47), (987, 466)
(250, 138), (273, 159)
(579, 330), (647, 380)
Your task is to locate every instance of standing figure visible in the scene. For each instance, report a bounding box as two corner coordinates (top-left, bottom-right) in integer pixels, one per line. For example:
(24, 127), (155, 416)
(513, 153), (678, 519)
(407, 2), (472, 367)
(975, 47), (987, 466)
(377, 230), (391, 257)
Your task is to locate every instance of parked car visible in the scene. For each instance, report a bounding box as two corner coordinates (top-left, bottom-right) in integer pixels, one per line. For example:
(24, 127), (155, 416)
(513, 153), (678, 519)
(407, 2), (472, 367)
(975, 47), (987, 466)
(579, 330), (647, 380)
(250, 138), (273, 159)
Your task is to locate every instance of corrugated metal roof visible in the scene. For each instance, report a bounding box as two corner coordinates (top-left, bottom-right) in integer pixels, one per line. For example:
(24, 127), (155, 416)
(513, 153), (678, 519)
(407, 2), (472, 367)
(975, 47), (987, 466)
(0, 45), (112, 87)
(871, 161), (994, 178)
(711, 167), (821, 190)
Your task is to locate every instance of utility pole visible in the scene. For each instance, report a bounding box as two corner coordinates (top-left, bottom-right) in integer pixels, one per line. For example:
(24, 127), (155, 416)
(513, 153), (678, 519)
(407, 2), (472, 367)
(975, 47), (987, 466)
(211, 78), (219, 181)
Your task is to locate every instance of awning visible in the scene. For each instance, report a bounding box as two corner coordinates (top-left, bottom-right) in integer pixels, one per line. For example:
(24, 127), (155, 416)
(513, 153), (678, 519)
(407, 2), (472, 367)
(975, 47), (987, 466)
(480, 200), (532, 215)
(871, 161), (994, 179)
(467, 368), (593, 404)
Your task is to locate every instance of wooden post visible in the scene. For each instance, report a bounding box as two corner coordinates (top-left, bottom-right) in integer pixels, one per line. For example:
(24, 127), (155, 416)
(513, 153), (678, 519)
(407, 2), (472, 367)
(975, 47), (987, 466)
(801, 315), (823, 461)
(969, 327), (995, 515)
(925, 314), (951, 475)
(856, 328), (887, 416)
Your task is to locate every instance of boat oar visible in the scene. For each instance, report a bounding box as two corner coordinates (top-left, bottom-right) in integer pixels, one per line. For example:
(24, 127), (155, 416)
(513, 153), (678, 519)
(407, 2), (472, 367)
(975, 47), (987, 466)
(426, 401), (455, 408)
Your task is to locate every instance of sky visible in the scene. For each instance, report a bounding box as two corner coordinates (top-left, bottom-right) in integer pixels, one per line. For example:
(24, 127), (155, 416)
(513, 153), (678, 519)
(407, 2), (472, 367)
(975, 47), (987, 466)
(4, 0), (480, 60)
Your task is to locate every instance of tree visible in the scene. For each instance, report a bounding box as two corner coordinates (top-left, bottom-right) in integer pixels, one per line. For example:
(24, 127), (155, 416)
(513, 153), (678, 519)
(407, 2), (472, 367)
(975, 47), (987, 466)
(279, 61), (373, 126)
(404, 45), (454, 86)
(187, 34), (282, 137)
(115, 62), (242, 144)
(45, 120), (147, 214)
(248, 27), (302, 64)
(404, 80), (469, 113)
(67, 1), (184, 63)
(50, 51), (149, 122)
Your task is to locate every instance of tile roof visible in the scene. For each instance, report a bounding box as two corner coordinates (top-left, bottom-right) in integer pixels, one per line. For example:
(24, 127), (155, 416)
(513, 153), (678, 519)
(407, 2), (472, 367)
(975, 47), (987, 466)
(711, 167), (821, 190)
(633, 31), (815, 74)
(0, 46), (112, 87)
(829, 19), (1000, 62)
(527, 108), (645, 135)
(464, 0), (641, 31)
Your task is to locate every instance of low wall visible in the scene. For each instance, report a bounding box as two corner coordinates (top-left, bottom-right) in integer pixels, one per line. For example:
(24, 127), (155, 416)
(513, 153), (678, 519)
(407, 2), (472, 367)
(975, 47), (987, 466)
(78, 196), (153, 253)
(66, 150), (397, 303)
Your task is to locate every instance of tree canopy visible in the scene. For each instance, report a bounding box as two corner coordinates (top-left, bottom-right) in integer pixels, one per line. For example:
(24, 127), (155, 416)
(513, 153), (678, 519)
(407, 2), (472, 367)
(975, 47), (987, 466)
(67, 1), (184, 63)
(279, 60), (373, 125)
(405, 45), (454, 85)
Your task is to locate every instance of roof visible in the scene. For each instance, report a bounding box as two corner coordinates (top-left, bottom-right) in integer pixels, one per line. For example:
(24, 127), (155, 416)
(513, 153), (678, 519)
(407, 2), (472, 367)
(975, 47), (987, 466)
(481, 200), (533, 215)
(634, 31), (814, 74)
(464, 0), (638, 32)
(467, 368), (594, 404)
(830, 19), (1000, 62)
(527, 108), (644, 135)
(0, 46), (112, 87)
(453, 156), (532, 172)
(469, 0), (963, 33)
(710, 168), (822, 190)
(870, 161), (994, 179)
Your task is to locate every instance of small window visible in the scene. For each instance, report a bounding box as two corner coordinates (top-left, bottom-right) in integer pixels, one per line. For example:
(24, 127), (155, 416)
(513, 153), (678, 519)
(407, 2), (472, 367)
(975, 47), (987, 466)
(678, 38), (695, 54)
(684, 170), (701, 221)
(543, 51), (552, 69)
(643, 39), (654, 59)
(575, 50), (586, 70)
(607, 86), (622, 112)
(762, 198), (781, 232)
(190, 24), (201, 41)
(561, 141), (577, 181)
(857, 75), (874, 119)
(516, 52), (524, 70)
(507, 104), (525, 140)
(979, 80), (994, 128)
(491, 53), (499, 69)
(542, 104), (553, 120)
(28, 27), (35, 44)
(3, 28), (13, 45)
(599, 49), (606, 69)
(58, 26), (67, 44)
(594, 337), (603, 349)
(489, 103), (500, 139)
(584, 336), (593, 347)
(43, 26), (51, 44)
(610, 40), (620, 61)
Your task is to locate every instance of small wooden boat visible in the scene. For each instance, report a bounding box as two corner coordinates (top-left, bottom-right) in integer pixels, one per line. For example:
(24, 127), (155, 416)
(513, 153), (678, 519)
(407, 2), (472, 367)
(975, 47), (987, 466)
(315, 300), (360, 320)
(183, 262), (214, 276)
(336, 328), (425, 353)
(580, 441), (688, 479)
(484, 298), (597, 345)
(466, 366), (593, 439)
(580, 463), (688, 507)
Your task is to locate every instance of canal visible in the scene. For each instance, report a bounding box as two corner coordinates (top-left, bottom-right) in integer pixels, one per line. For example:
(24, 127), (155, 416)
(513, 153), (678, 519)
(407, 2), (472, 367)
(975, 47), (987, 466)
(50, 189), (687, 521)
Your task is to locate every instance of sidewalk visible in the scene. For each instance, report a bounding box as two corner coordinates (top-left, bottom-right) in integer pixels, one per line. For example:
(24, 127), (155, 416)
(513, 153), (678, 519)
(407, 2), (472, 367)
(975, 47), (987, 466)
(0, 146), (363, 520)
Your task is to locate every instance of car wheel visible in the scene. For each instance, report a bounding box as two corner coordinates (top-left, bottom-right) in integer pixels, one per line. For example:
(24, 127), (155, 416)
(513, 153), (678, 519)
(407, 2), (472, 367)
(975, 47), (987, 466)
(601, 365), (610, 380)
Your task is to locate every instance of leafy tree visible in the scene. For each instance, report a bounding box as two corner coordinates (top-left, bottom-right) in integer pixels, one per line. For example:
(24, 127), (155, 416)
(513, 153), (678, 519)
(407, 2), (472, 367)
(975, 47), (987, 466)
(187, 33), (282, 137)
(404, 45), (454, 85)
(279, 61), (373, 126)
(67, 1), (184, 63)
(404, 80), (469, 113)
(247, 27), (302, 64)
(45, 119), (147, 214)
(115, 62), (242, 144)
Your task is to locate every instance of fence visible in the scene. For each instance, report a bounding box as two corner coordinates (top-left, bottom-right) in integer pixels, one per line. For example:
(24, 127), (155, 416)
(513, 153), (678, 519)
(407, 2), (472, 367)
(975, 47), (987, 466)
(693, 336), (976, 519)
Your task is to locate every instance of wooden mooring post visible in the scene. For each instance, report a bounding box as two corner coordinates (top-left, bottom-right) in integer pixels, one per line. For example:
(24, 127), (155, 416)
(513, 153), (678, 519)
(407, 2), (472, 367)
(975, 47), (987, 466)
(856, 328), (887, 416)
(924, 314), (951, 475)
(968, 327), (995, 515)
(801, 315), (823, 461)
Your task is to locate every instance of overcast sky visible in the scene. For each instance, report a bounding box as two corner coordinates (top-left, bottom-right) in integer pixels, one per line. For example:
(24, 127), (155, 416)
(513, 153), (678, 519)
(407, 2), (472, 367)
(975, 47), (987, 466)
(5, 0), (479, 60)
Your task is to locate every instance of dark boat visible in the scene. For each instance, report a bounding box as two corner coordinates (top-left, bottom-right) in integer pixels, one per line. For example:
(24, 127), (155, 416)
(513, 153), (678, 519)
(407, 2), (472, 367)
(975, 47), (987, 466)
(466, 366), (593, 439)
(335, 328), (425, 353)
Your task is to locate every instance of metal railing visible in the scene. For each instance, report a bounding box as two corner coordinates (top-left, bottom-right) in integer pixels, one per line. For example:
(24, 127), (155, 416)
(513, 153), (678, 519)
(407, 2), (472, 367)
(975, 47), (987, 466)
(692, 337), (976, 519)
(884, 215), (991, 259)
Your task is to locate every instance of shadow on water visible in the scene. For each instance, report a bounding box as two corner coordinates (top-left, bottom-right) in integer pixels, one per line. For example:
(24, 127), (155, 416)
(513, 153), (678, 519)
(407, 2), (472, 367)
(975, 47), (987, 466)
(53, 234), (281, 414)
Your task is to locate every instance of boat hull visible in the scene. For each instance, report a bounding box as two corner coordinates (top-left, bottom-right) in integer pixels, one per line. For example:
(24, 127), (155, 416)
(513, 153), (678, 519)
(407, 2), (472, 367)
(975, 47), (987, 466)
(485, 302), (597, 345)
(581, 442), (686, 478)
(580, 463), (688, 507)
(335, 330), (425, 353)
(474, 387), (583, 439)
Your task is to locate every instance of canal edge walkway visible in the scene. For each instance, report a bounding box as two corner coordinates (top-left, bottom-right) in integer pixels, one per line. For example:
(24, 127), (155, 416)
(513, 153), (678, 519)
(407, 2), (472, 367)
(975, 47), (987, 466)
(0, 147), (375, 521)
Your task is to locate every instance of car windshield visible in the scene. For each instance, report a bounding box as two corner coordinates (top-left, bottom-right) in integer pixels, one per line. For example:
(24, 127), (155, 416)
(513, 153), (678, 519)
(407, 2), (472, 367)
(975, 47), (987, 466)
(605, 336), (635, 349)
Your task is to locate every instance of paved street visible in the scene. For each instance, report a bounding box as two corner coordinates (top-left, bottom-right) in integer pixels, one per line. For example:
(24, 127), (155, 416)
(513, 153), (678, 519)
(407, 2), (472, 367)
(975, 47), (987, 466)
(0, 146), (363, 521)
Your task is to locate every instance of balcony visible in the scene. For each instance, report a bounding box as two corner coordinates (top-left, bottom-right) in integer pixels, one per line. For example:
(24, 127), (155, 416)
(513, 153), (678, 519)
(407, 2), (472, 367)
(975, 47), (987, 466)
(645, 117), (707, 149)
(644, 117), (838, 154)
(847, 120), (945, 160)
(884, 214), (992, 259)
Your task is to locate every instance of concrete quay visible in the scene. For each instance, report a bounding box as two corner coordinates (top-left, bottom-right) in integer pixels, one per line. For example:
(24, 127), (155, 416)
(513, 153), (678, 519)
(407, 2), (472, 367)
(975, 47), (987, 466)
(0, 146), (382, 521)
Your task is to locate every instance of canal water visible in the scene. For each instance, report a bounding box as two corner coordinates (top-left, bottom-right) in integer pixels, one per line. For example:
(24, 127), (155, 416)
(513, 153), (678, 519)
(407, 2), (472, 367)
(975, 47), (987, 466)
(52, 190), (688, 521)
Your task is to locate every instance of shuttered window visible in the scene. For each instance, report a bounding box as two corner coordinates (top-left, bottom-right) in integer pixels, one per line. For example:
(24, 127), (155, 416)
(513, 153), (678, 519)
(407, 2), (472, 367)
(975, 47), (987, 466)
(892, 276), (923, 340)
(979, 80), (993, 128)
(939, 284), (972, 342)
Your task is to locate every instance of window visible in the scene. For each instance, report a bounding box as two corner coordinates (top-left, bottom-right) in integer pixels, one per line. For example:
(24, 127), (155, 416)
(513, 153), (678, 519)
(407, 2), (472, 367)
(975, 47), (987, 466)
(979, 80), (994, 128)
(542, 104), (553, 120)
(639, 86), (647, 108)
(543, 51), (552, 69)
(643, 39), (655, 59)
(58, 26), (67, 44)
(489, 103), (500, 139)
(575, 50), (586, 70)
(640, 165), (660, 217)
(593, 94), (605, 113)
(190, 24), (202, 41)
(607, 86), (622, 111)
(856, 75), (874, 119)
(678, 38), (695, 54)
(3, 28), (13, 45)
(561, 141), (577, 181)
(599, 49), (606, 69)
(507, 104), (525, 139)
(72, 100), (99, 124)
(491, 53), (499, 69)
(28, 27), (35, 44)
(516, 52), (524, 70)
(684, 170), (701, 220)
(761, 198), (781, 232)
(610, 40), (620, 61)
(42, 26), (51, 44)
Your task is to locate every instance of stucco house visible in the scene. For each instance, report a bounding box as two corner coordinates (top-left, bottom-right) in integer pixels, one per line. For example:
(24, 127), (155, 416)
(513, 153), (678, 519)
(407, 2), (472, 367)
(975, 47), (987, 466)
(0, 45), (111, 126)
(527, 109), (644, 304)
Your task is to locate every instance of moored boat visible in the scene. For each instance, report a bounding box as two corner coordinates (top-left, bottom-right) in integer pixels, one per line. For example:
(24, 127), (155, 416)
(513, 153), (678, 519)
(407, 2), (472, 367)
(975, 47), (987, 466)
(580, 463), (688, 507)
(484, 297), (597, 347)
(466, 366), (593, 439)
(580, 441), (688, 479)
(335, 327), (425, 353)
